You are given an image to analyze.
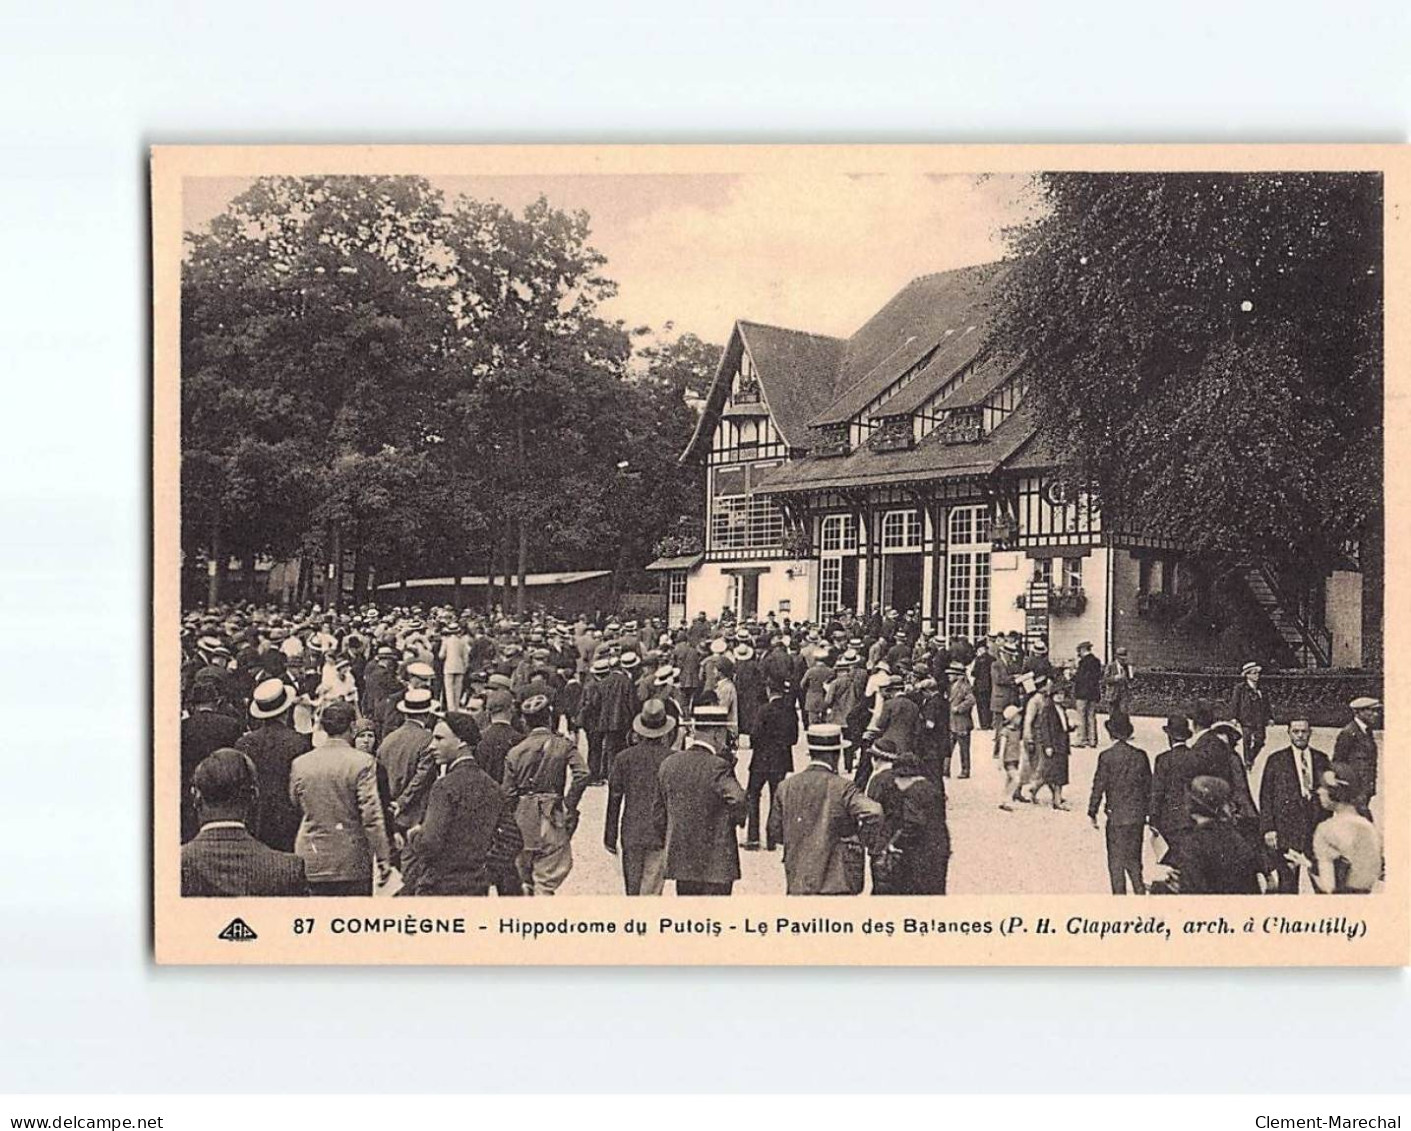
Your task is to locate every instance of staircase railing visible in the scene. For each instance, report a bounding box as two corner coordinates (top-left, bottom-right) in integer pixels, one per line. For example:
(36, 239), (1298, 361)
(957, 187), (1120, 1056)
(1251, 561), (1332, 668)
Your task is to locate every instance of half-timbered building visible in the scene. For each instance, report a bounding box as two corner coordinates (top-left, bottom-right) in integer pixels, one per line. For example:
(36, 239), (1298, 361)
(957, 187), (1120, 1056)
(665, 264), (1365, 669)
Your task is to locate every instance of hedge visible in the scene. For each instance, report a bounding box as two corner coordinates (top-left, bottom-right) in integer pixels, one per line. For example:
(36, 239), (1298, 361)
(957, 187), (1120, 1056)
(1126, 670), (1382, 728)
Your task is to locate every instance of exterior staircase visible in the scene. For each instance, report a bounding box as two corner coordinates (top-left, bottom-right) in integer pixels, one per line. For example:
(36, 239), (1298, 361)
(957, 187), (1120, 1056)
(1239, 561), (1331, 669)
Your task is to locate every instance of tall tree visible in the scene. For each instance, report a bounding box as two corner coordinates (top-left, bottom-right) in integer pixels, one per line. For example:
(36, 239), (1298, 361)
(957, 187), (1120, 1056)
(182, 176), (455, 605)
(990, 172), (1382, 664)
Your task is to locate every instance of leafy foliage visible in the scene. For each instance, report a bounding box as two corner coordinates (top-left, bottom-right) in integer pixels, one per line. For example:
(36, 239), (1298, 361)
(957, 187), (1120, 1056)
(990, 172), (1382, 586)
(182, 177), (718, 606)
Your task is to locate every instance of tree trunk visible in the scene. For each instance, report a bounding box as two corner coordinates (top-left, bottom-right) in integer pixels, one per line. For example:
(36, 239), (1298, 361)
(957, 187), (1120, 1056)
(327, 523), (344, 611)
(514, 415), (528, 616)
(352, 548), (369, 607)
(206, 516), (223, 608)
(239, 549), (256, 605)
(516, 517), (529, 616)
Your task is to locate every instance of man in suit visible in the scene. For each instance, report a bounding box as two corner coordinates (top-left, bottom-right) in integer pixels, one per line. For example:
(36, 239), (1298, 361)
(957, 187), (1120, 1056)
(604, 698), (676, 894)
(1071, 641), (1103, 748)
(1102, 647), (1134, 715)
(1334, 696), (1381, 820)
(768, 724), (882, 895)
(989, 641), (1021, 760)
(653, 704), (747, 895)
(234, 678), (310, 852)
(180, 681), (245, 843)
(859, 675), (919, 788)
(1087, 711), (1152, 894)
(742, 678), (799, 851)
(473, 689), (522, 787)
(289, 701), (392, 896)
(1229, 661), (1273, 769)
(1148, 714), (1197, 852)
(376, 687), (439, 837)
(182, 748), (309, 897)
(1259, 717), (1332, 894)
(409, 712), (520, 896)
(597, 653), (639, 785)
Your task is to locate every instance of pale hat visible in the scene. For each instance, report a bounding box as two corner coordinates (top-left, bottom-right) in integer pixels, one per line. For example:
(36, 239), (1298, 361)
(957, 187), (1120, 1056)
(1241, 661), (1262, 677)
(653, 664), (681, 686)
(249, 678), (295, 719)
(805, 723), (851, 754)
(1349, 696), (1381, 710)
(619, 651), (641, 671)
(406, 661), (435, 682)
(732, 643), (755, 662)
(709, 638), (729, 655)
(399, 687), (436, 715)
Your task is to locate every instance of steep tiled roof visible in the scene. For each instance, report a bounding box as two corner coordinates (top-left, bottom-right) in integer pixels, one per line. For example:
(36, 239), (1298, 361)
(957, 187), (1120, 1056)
(680, 322), (844, 463)
(924, 352), (1024, 412)
(736, 322), (845, 448)
(755, 402), (1039, 495)
(808, 262), (1007, 427)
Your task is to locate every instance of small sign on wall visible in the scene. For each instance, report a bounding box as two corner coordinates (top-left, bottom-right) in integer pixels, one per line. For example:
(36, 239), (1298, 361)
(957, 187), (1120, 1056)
(991, 551), (1020, 571)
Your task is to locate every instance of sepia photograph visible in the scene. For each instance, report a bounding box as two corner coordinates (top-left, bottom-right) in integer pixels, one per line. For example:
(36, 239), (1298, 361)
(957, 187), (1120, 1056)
(152, 145), (1403, 965)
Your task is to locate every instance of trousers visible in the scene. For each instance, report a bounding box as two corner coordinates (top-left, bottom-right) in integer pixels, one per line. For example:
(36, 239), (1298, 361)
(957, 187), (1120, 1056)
(443, 671), (465, 712)
(944, 733), (971, 777)
(621, 845), (666, 895)
(675, 879), (733, 895)
(513, 794), (574, 895)
(745, 770), (787, 846)
(1105, 822), (1146, 895)
(1074, 699), (1097, 747)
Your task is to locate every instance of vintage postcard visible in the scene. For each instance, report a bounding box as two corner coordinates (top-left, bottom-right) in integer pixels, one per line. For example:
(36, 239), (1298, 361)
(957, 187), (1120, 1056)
(153, 144), (1407, 965)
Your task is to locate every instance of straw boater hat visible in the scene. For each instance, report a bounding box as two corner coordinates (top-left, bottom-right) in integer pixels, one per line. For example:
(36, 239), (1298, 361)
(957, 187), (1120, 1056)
(653, 665), (680, 686)
(633, 698), (676, 740)
(836, 649), (860, 668)
(249, 678), (296, 719)
(398, 687), (436, 715)
(709, 637), (729, 655)
(619, 651), (641, 671)
(1241, 661), (1262, 677)
(1349, 696), (1380, 711)
(1030, 640), (1049, 655)
(946, 660), (966, 676)
(589, 657), (611, 676)
(520, 694), (551, 719)
(733, 643), (755, 662)
(406, 661), (435, 683)
(805, 723), (851, 756)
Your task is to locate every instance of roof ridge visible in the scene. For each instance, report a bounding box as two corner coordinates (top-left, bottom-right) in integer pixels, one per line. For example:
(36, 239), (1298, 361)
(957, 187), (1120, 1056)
(737, 319), (845, 343)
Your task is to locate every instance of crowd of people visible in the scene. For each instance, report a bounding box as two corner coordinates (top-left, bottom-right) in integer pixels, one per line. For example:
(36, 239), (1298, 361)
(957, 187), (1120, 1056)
(178, 600), (1384, 899)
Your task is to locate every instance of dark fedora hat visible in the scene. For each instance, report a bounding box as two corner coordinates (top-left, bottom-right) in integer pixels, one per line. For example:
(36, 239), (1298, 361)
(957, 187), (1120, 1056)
(633, 698), (676, 739)
(1105, 710), (1135, 739)
(1162, 715), (1192, 741)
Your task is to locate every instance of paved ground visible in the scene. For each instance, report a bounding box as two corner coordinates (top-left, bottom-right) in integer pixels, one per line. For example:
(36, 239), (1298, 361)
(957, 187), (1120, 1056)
(556, 716), (1374, 896)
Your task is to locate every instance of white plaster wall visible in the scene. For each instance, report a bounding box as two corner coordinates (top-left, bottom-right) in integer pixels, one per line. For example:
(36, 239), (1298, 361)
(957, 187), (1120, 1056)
(1326, 569), (1364, 668)
(989, 550), (1026, 636)
(686, 563), (735, 621)
(758, 561), (814, 620)
(685, 560), (814, 622)
(1047, 548), (1111, 667)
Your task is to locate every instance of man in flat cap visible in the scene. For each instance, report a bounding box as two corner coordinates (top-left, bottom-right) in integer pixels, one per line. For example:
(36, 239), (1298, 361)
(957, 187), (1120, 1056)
(1334, 697), (1382, 820)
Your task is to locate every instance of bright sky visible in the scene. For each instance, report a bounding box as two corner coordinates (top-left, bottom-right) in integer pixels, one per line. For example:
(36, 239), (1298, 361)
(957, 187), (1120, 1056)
(183, 172), (1042, 346)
